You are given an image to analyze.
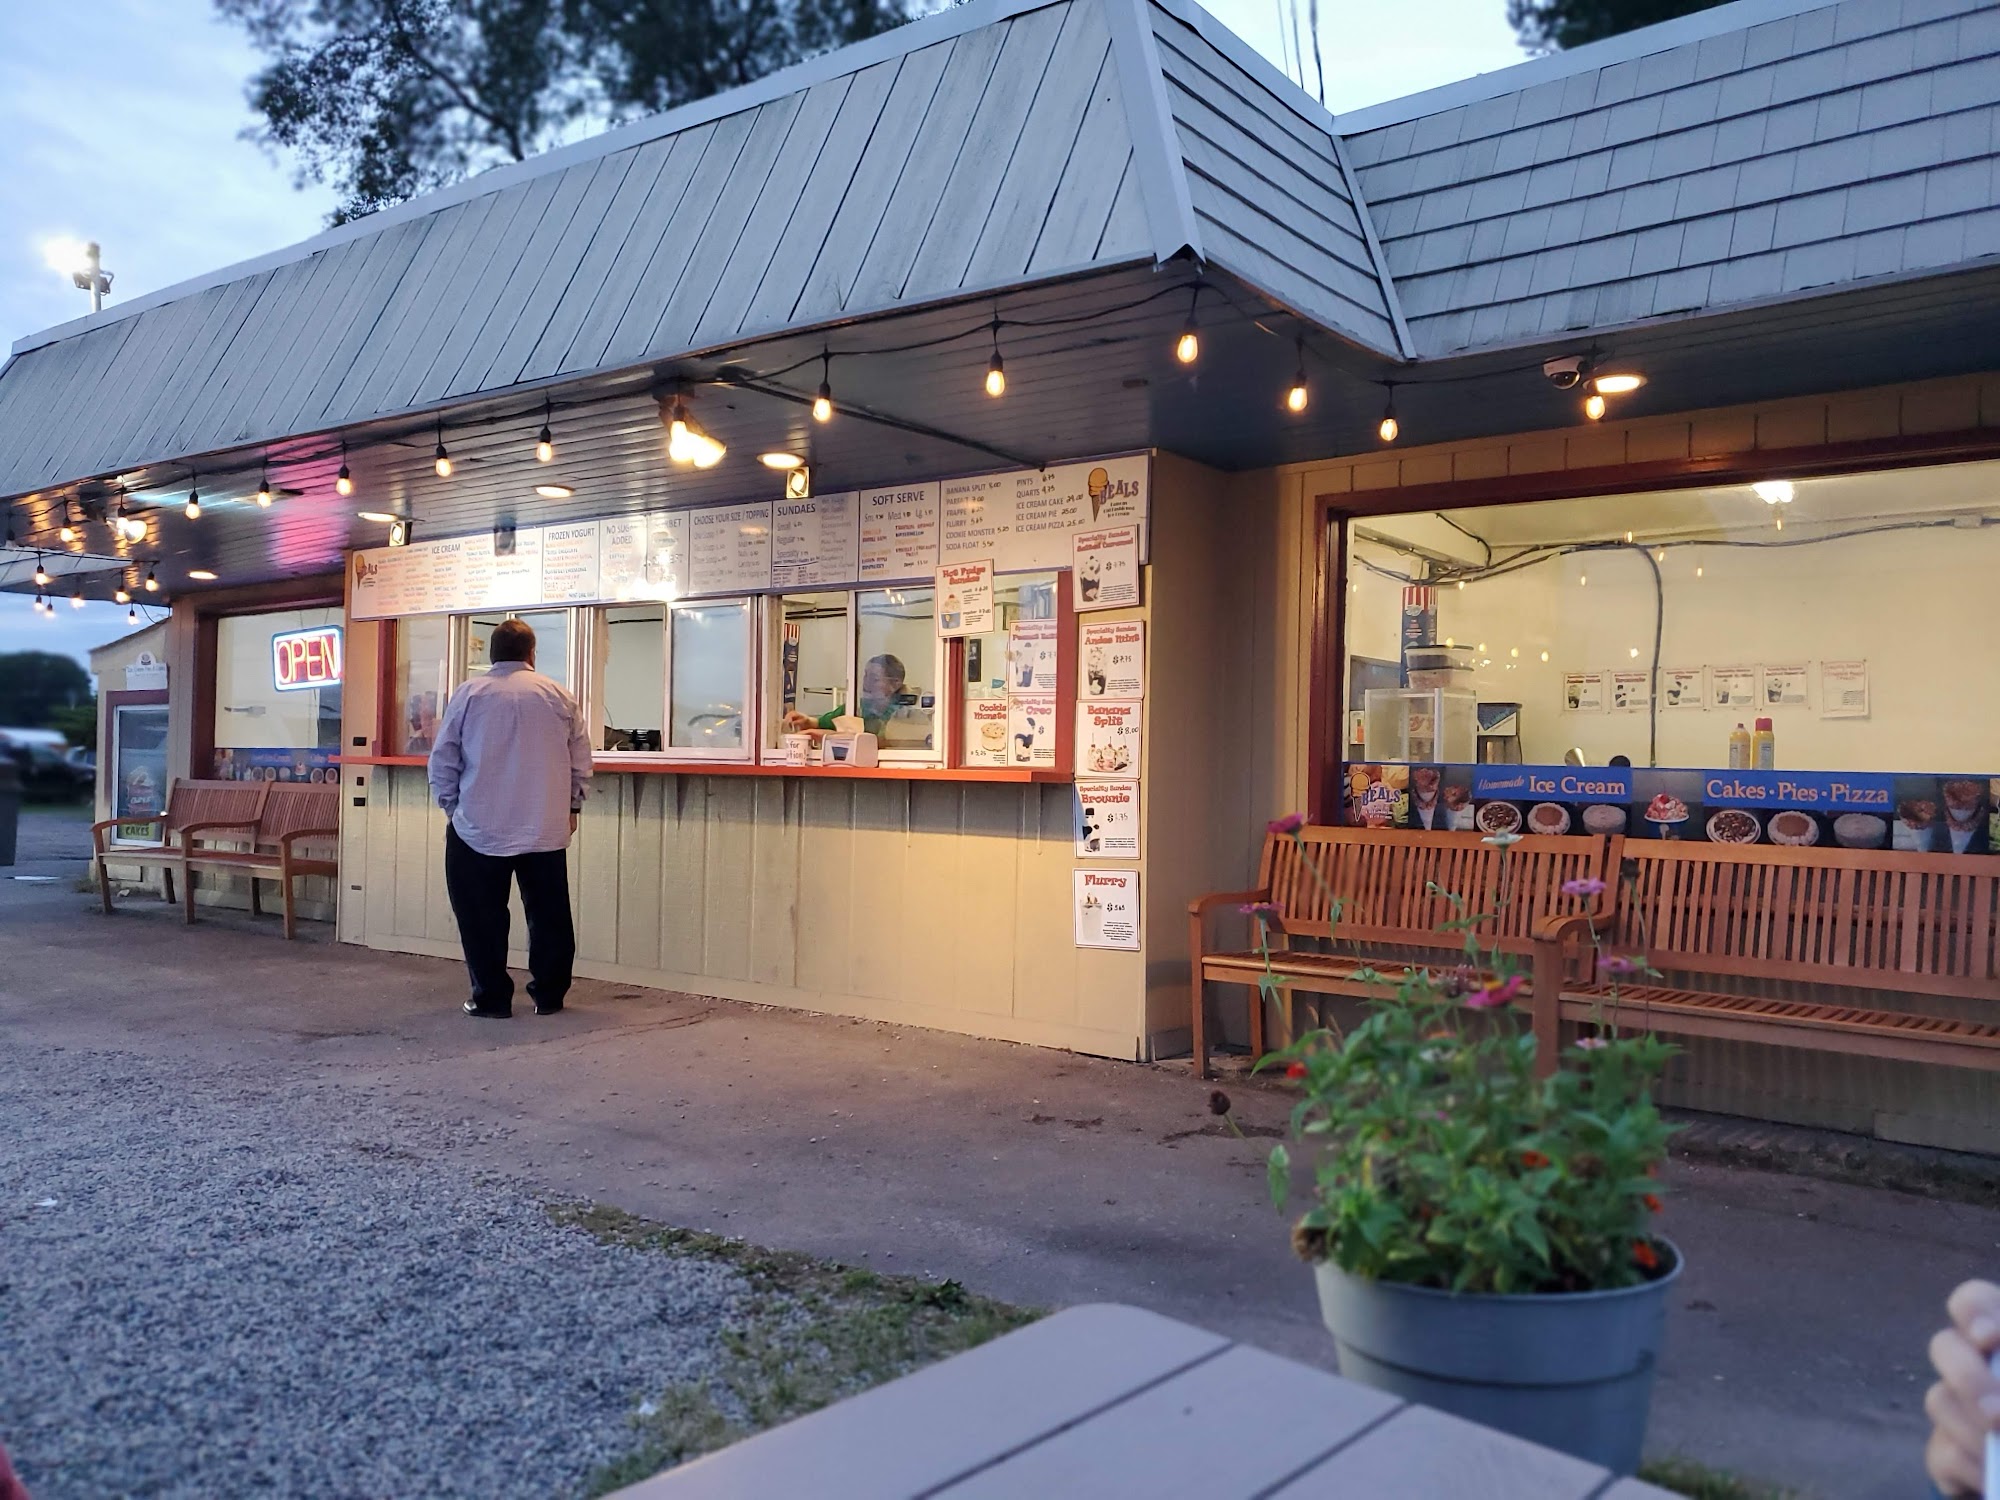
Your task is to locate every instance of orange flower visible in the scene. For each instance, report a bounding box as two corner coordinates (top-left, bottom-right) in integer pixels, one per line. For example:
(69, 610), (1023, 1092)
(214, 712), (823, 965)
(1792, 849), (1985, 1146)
(1285, 1061), (1307, 1079)
(1632, 1240), (1659, 1272)
(1643, 1193), (1663, 1213)
(1520, 1149), (1550, 1169)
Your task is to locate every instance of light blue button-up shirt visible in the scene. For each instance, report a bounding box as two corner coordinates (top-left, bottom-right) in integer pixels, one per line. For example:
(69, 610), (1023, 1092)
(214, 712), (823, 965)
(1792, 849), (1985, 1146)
(427, 662), (592, 856)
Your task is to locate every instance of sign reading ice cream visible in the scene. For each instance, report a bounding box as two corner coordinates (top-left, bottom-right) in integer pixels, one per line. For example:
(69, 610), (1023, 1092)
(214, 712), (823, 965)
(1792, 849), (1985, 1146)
(934, 558), (994, 636)
(1071, 525), (1139, 612)
(1074, 868), (1140, 950)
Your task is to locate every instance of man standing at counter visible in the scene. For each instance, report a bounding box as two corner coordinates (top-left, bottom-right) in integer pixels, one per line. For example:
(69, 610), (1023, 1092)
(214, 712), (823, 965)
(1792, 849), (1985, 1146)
(427, 618), (593, 1019)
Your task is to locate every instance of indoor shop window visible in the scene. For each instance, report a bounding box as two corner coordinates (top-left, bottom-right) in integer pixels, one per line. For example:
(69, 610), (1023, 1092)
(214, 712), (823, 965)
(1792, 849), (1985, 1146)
(855, 586), (941, 759)
(962, 573), (1057, 765)
(391, 615), (450, 755)
(211, 606), (343, 783)
(590, 606), (666, 752)
(668, 599), (752, 756)
(767, 592), (851, 749)
(461, 609), (573, 693)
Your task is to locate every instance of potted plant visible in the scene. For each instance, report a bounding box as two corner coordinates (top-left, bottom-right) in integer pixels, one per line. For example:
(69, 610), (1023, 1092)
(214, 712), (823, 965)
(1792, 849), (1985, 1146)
(1249, 823), (1677, 1476)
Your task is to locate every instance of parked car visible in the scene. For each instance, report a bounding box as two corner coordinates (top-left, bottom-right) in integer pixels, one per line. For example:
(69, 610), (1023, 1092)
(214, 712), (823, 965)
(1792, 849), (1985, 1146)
(0, 730), (92, 797)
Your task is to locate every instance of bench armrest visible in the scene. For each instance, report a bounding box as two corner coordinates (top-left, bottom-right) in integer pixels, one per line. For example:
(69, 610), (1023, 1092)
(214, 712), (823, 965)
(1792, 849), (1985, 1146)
(279, 827), (341, 853)
(1529, 907), (1613, 944)
(1187, 887), (1271, 919)
(1528, 905), (1616, 1078)
(93, 816), (161, 853)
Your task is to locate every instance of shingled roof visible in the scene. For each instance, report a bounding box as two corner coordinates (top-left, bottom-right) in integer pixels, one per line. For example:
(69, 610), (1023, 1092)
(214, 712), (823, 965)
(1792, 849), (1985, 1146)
(1, 0), (1996, 504)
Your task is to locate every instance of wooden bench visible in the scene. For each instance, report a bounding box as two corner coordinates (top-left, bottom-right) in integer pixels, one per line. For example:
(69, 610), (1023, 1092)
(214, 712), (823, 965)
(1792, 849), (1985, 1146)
(183, 782), (341, 939)
(94, 778), (269, 917)
(1531, 840), (2000, 1074)
(1188, 827), (1616, 1079)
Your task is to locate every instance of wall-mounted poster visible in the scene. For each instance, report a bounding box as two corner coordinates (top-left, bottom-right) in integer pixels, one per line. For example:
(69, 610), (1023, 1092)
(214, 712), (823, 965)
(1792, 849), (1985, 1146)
(600, 512), (688, 602)
(772, 491), (860, 589)
(1710, 665), (1762, 711)
(1007, 620), (1058, 695)
(1075, 780), (1140, 858)
(1076, 699), (1142, 778)
(1562, 671), (1606, 713)
(1763, 663), (1809, 708)
(1821, 659), (1869, 719)
(540, 521), (602, 603)
(1610, 671), (1649, 715)
(965, 699), (1011, 766)
(859, 482), (941, 582)
(1074, 868), (1140, 950)
(1661, 667), (1704, 711)
(1006, 694), (1057, 767)
(1080, 620), (1144, 700)
(1072, 525), (1139, 611)
(688, 503), (774, 596)
(935, 559), (994, 636)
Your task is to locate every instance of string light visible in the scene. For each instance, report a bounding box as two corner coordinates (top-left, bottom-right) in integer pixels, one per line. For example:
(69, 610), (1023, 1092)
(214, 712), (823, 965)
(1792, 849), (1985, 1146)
(127, 603), (138, 624)
(662, 395), (725, 469)
(33, 594), (48, 617)
(813, 354), (833, 423)
(985, 321), (1005, 398)
(535, 399), (555, 463)
(33, 556), (49, 587)
(336, 442), (354, 497)
(1285, 339), (1308, 413)
(1377, 383), (1399, 443)
(256, 467), (274, 508)
(1584, 391), (1607, 421)
(69, 590), (84, 609)
(114, 580), (130, 605)
(59, 503), (76, 544)
(1175, 287), (1200, 365)
(433, 423), (452, 478)
(144, 567), (159, 593)
(184, 480), (201, 520)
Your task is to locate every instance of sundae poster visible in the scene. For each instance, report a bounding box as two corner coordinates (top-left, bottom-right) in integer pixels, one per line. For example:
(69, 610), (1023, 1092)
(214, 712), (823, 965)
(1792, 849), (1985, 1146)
(1006, 694), (1057, 767)
(1007, 620), (1058, 695)
(1074, 868), (1140, 950)
(1080, 620), (1144, 700)
(1076, 700), (1142, 778)
(1071, 525), (1139, 612)
(965, 699), (1010, 766)
(1075, 780), (1140, 858)
(934, 558), (993, 636)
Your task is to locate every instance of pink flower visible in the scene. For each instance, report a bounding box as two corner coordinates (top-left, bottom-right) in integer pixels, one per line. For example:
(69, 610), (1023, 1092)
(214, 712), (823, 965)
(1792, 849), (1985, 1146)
(1267, 812), (1307, 836)
(1467, 972), (1526, 1009)
(1574, 1036), (1610, 1051)
(1239, 901), (1281, 919)
(1561, 877), (1606, 898)
(1597, 954), (1643, 979)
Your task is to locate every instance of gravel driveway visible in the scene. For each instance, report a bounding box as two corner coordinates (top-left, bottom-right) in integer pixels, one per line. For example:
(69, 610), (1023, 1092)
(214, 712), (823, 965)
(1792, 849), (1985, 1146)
(0, 1041), (756, 1499)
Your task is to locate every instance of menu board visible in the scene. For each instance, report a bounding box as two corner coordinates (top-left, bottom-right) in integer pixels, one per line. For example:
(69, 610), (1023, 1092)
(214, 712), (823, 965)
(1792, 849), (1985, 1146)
(688, 503), (773, 596)
(540, 521), (602, 603)
(600, 513), (687, 602)
(487, 527), (543, 609)
(942, 455), (1149, 573)
(772, 491), (860, 589)
(858, 482), (941, 581)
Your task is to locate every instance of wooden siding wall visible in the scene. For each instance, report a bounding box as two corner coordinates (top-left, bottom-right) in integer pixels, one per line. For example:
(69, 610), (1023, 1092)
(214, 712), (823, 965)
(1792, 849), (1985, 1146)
(1238, 370), (2000, 1152)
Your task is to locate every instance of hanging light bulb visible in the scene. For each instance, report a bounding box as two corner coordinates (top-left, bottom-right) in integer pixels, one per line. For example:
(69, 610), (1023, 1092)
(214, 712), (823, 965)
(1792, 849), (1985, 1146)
(662, 395), (726, 469)
(1584, 391), (1607, 421)
(536, 400), (555, 463)
(335, 441), (354, 497)
(255, 468), (274, 508)
(185, 481), (201, 520)
(144, 567), (159, 593)
(813, 353), (834, 422)
(127, 603), (138, 624)
(433, 423), (453, 478)
(59, 503), (76, 545)
(1654, 546), (1666, 563)
(33, 557), (49, 587)
(114, 581), (130, 605)
(985, 321), (1006, 398)
(1285, 339), (1308, 413)
(1175, 287), (1200, 365)
(33, 594), (47, 617)
(69, 590), (84, 609)
(1378, 383), (1399, 443)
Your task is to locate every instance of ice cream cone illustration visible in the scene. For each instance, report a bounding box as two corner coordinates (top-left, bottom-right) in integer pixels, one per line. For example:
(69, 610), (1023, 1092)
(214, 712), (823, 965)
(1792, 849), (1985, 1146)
(1087, 467), (1110, 520)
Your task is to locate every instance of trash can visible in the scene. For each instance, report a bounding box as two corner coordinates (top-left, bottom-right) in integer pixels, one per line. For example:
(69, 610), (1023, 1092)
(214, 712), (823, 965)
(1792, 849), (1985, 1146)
(0, 757), (19, 867)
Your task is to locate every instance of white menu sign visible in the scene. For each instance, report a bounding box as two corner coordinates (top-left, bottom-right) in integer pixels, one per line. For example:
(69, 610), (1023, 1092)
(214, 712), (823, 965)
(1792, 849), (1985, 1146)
(1709, 664), (1762, 711)
(772, 491), (860, 589)
(1074, 868), (1140, 950)
(688, 503), (773, 596)
(941, 455), (1150, 573)
(425, 535), (486, 614)
(1080, 620), (1144, 700)
(1076, 699), (1142, 777)
(1820, 659), (1869, 719)
(539, 521), (602, 604)
(935, 559), (994, 636)
(1007, 621), (1058, 695)
(1661, 666), (1704, 711)
(1763, 662), (1809, 707)
(1075, 780), (1140, 858)
(1610, 670), (1649, 715)
(600, 512), (688, 601)
(1562, 671), (1606, 714)
(487, 526), (543, 609)
(1071, 525), (1140, 611)
(858, 482), (941, 581)
(965, 699), (1011, 766)
(1006, 694), (1057, 768)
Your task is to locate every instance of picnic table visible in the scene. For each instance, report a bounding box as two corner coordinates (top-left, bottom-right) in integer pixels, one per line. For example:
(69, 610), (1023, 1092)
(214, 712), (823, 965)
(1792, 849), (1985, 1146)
(613, 1303), (1678, 1499)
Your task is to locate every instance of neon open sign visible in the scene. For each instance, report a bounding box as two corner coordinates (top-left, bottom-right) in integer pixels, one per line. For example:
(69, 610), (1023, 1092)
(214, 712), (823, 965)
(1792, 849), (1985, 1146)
(272, 626), (344, 692)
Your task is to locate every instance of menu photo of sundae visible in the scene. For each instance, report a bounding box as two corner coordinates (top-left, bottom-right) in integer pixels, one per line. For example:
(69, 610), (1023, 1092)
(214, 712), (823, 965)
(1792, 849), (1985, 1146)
(1892, 775), (1990, 853)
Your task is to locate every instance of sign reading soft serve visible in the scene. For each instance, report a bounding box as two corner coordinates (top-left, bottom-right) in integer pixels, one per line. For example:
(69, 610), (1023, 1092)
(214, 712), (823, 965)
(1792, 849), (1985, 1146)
(351, 455), (1148, 618)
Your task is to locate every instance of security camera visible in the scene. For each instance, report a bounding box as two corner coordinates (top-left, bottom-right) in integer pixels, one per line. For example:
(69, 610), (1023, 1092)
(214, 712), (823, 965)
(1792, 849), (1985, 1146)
(1543, 355), (1590, 389)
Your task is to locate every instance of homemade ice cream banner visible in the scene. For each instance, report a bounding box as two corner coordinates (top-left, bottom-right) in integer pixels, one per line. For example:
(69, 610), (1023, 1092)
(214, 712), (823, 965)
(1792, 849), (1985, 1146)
(1346, 763), (1998, 854)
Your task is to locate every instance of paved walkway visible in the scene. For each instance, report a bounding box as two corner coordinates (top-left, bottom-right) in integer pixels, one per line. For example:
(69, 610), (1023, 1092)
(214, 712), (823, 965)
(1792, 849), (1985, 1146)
(2, 812), (1974, 1499)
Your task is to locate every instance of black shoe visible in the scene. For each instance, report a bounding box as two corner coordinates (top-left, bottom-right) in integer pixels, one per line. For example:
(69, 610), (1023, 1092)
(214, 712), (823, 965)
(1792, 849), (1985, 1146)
(463, 1000), (513, 1019)
(533, 998), (565, 1016)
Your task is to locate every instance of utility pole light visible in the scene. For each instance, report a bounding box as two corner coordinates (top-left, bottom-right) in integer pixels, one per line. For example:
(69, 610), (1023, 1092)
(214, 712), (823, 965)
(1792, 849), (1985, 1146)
(43, 237), (113, 312)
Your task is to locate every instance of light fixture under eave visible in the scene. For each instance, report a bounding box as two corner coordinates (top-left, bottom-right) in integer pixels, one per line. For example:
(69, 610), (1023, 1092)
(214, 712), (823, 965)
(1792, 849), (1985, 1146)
(1285, 339), (1308, 414)
(536, 400), (555, 464)
(69, 591), (84, 609)
(813, 354), (834, 423)
(185, 483), (201, 520)
(59, 504), (76, 544)
(985, 319), (1006, 398)
(1583, 392), (1607, 421)
(662, 394), (725, 469)
(336, 441), (354, 497)
(357, 510), (398, 523)
(127, 603), (138, 624)
(1753, 479), (1796, 505)
(114, 583), (130, 605)
(188, 569), (217, 581)
(759, 452), (803, 470)
(784, 467), (811, 501)
(1592, 371), (1646, 395)
(1175, 286), (1201, 365)
(144, 567), (159, 593)
(535, 484), (575, 499)
(1378, 383), (1398, 443)
(433, 422), (453, 479)
(33, 557), (49, 587)
(256, 469), (274, 507)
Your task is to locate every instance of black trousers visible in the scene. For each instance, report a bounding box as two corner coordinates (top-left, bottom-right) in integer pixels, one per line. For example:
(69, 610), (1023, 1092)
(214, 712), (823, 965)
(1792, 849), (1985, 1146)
(443, 823), (575, 1011)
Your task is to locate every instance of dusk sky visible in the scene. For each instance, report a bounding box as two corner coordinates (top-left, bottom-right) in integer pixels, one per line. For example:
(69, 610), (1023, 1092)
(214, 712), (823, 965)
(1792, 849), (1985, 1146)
(0, 0), (1521, 670)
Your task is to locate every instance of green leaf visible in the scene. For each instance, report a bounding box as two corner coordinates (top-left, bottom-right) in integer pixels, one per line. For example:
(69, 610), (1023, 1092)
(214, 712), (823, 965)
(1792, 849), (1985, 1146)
(1267, 1144), (1291, 1211)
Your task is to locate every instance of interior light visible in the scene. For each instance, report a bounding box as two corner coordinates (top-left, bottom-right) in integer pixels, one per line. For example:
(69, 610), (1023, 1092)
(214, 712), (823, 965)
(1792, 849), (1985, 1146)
(1696, 564), (1704, 577)
(1509, 647), (1519, 658)
(535, 484), (574, 499)
(1579, 572), (1587, 587)
(1476, 642), (1486, 654)
(1625, 530), (1633, 543)
(1540, 650), (1550, 662)
(188, 569), (217, 581)
(1629, 646), (1640, 658)
(759, 452), (803, 470)
(1455, 580), (1465, 590)
(1775, 512), (1784, 531)
(358, 511), (397, 523)
(433, 423), (453, 478)
(1753, 479), (1795, 505)
(1584, 392), (1607, 421)
(1593, 371), (1646, 395)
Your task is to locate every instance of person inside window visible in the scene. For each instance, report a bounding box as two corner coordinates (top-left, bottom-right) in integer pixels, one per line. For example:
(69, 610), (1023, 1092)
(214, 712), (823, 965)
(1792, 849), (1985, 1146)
(784, 653), (907, 738)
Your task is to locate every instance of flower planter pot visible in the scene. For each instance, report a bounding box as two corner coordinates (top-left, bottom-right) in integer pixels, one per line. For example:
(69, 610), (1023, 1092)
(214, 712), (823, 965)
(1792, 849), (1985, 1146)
(1313, 1240), (1680, 1475)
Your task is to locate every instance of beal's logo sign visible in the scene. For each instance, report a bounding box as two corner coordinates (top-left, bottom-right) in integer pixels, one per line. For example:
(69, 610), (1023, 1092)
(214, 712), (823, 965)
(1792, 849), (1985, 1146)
(272, 626), (344, 692)
(352, 553), (379, 590)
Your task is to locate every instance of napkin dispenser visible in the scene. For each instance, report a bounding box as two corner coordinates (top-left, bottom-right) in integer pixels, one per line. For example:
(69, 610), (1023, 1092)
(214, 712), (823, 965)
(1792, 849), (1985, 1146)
(822, 732), (879, 768)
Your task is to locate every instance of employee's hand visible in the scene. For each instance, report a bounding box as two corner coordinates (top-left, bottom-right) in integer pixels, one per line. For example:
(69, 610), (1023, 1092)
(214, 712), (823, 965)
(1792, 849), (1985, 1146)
(1927, 1279), (2000, 1495)
(569, 810), (580, 837)
(781, 711), (816, 734)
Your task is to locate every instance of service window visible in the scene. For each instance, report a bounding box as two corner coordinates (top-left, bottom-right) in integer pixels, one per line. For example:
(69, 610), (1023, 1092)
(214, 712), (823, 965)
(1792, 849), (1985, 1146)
(459, 609), (573, 693)
(590, 605), (666, 752)
(391, 615), (451, 755)
(962, 573), (1058, 765)
(668, 599), (753, 757)
(765, 592), (851, 751)
(856, 586), (942, 762)
(211, 606), (343, 781)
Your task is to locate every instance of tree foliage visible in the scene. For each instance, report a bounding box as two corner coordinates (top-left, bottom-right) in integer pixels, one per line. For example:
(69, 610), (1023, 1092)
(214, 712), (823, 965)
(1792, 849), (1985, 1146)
(0, 652), (92, 731)
(219, 0), (916, 224)
(1508, 0), (1729, 52)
